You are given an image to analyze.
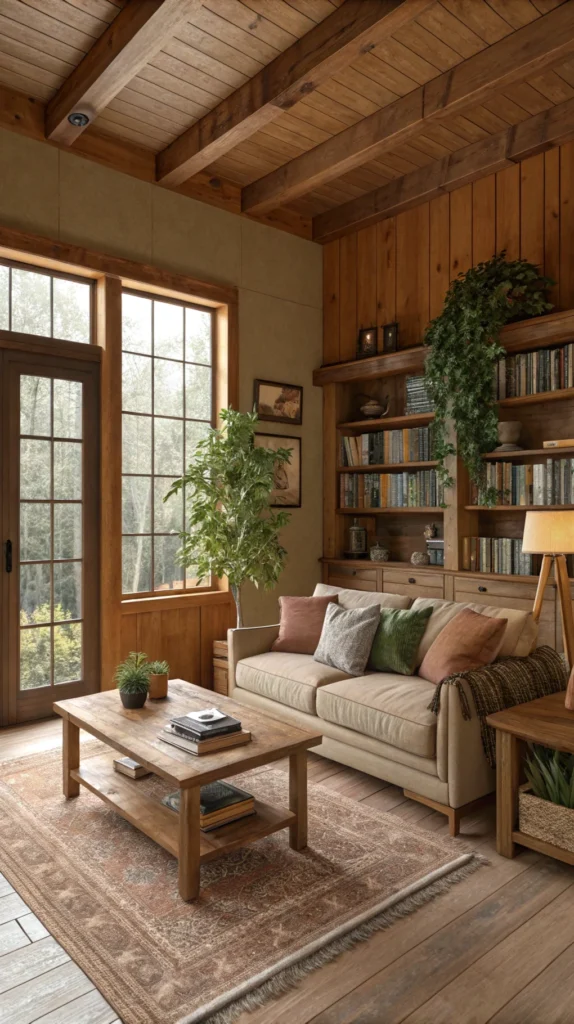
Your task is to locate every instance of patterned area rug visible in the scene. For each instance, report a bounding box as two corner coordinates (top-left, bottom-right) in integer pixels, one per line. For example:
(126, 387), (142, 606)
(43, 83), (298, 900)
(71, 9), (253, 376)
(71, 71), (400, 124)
(0, 744), (484, 1024)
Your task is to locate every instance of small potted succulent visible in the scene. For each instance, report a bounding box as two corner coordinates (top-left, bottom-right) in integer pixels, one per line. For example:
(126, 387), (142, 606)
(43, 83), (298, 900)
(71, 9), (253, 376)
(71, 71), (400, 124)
(148, 659), (169, 700)
(115, 652), (150, 709)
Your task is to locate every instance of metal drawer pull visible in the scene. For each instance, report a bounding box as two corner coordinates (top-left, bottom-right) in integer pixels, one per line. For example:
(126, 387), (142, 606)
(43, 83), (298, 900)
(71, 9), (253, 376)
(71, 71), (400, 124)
(408, 577), (416, 584)
(478, 585), (487, 593)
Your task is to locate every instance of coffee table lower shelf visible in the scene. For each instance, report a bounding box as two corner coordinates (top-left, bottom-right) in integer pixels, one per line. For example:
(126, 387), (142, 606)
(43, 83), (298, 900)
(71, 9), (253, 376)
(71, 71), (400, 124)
(72, 755), (296, 864)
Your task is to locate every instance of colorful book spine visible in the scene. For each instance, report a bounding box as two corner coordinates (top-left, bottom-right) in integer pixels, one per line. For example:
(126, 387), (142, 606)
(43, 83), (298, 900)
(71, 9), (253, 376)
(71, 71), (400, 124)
(496, 342), (574, 399)
(462, 537), (534, 576)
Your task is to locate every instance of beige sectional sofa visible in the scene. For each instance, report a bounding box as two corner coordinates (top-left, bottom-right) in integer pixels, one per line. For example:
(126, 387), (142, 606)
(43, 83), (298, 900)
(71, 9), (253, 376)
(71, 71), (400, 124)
(228, 583), (539, 835)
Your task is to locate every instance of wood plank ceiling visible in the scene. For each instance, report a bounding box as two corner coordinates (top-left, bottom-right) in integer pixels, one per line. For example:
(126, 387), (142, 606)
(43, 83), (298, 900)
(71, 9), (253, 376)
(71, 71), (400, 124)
(1, 0), (574, 241)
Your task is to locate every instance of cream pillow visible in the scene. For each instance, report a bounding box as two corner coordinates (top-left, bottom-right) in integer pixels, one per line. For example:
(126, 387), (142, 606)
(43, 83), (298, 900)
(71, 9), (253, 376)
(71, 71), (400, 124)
(314, 583), (410, 611)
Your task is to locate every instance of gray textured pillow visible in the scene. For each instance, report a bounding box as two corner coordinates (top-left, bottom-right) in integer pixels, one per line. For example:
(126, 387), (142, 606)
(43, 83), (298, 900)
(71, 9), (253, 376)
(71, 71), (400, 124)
(314, 602), (380, 676)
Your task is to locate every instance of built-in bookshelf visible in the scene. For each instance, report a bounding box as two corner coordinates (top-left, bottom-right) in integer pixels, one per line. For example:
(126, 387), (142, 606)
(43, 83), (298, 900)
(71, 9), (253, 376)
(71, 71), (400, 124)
(315, 307), (574, 578)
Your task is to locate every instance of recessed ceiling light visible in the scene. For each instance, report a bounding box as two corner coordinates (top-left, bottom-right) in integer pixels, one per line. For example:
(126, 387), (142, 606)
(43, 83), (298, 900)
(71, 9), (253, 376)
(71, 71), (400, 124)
(68, 112), (90, 128)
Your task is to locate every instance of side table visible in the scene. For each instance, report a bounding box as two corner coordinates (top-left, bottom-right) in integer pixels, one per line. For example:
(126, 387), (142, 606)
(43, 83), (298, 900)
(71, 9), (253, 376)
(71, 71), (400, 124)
(487, 690), (574, 865)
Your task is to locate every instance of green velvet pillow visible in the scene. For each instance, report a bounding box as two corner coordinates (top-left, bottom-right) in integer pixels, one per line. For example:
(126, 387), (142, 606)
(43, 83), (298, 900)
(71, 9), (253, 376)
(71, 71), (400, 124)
(369, 606), (433, 675)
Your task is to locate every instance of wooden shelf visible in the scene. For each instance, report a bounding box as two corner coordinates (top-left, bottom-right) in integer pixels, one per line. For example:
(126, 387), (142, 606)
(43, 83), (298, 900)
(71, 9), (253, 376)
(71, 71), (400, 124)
(339, 412), (434, 431)
(499, 388), (574, 407)
(501, 309), (574, 354)
(482, 448), (574, 460)
(465, 505), (574, 511)
(337, 507), (443, 514)
(73, 755), (295, 864)
(337, 461), (438, 472)
(313, 345), (425, 386)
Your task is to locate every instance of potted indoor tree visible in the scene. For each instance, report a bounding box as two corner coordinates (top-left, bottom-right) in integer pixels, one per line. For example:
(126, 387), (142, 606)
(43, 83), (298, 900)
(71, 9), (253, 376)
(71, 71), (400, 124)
(148, 659), (169, 700)
(115, 652), (150, 709)
(164, 409), (292, 627)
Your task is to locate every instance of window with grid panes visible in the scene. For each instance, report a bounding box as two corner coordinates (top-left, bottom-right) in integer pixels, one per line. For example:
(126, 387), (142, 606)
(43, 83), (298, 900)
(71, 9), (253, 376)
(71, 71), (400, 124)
(0, 259), (92, 343)
(121, 290), (214, 596)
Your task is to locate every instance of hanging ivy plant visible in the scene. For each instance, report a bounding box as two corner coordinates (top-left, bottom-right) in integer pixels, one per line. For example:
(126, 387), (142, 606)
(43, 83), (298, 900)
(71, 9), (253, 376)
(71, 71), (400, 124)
(423, 252), (553, 506)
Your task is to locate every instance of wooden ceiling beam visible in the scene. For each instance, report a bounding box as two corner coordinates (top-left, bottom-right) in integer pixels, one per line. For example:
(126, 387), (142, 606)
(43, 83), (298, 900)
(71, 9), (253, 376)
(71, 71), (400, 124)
(155, 0), (434, 188)
(46, 0), (200, 146)
(243, 2), (574, 215)
(313, 97), (574, 241)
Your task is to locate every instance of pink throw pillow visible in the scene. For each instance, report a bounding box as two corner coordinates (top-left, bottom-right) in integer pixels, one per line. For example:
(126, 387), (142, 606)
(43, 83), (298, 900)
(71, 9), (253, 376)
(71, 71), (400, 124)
(272, 595), (339, 655)
(419, 608), (507, 684)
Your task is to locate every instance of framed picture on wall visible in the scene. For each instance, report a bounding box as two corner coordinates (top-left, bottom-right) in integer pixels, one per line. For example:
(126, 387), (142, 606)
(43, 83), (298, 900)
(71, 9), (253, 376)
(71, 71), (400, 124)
(253, 379), (303, 425)
(254, 433), (301, 508)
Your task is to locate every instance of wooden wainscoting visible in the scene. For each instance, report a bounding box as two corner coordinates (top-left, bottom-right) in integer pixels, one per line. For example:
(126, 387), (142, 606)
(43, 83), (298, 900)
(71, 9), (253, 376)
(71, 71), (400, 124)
(119, 594), (236, 693)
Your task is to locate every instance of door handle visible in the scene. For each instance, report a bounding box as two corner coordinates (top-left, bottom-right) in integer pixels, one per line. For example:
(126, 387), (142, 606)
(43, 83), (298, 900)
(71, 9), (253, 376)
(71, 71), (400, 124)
(5, 540), (12, 573)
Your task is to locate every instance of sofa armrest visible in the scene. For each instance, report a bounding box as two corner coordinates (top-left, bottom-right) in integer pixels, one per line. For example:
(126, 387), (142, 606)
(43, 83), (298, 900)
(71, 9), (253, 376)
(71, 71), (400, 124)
(441, 678), (495, 808)
(227, 625), (280, 697)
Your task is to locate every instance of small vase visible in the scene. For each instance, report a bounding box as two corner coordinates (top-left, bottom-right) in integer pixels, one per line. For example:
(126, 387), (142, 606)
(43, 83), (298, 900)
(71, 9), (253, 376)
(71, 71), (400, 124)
(370, 544), (389, 562)
(149, 673), (168, 699)
(120, 690), (147, 709)
(496, 421), (522, 449)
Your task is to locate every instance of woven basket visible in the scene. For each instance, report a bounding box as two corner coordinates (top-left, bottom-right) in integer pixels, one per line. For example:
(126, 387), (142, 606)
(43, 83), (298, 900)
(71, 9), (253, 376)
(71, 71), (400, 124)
(519, 784), (574, 854)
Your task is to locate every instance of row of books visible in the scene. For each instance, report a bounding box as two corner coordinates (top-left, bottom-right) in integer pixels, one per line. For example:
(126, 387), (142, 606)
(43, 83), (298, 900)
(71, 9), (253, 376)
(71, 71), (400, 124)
(472, 460), (574, 506)
(340, 426), (434, 467)
(340, 470), (443, 508)
(495, 344), (574, 398)
(405, 375), (434, 414)
(426, 537), (444, 566)
(462, 537), (534, 576)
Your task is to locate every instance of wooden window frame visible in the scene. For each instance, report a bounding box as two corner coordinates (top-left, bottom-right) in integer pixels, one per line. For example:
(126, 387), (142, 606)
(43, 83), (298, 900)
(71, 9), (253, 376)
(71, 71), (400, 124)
(0, 224), (238, 691)
(120, 285), (216, 600)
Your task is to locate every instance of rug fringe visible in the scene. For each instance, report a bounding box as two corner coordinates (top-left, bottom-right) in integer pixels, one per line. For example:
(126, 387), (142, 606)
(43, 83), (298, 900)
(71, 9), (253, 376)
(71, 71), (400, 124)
(180, 852), (487, 1024)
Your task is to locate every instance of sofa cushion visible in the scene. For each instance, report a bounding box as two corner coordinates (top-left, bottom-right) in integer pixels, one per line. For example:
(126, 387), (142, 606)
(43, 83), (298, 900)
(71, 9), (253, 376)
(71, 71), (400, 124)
(419, 608), (507, 683)
(369, 606), (433, 675)
(272, 595), (338, 655)
(235, 652), (350, 715)
(316, 674), (437, 758)
(314, 583), (411, 610)
(314, 602), (381, 676)
(411, 597), (538, 663)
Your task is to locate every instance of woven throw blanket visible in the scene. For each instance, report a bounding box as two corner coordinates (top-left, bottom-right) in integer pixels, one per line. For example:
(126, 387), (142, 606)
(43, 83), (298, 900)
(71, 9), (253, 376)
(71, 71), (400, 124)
(427, 646), (568, 768)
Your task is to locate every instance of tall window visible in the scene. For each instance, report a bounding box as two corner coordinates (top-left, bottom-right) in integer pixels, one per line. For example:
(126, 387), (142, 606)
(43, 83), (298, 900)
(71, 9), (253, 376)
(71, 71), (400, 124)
(121, 290), (214, 596)
(0, 260), (92, 343)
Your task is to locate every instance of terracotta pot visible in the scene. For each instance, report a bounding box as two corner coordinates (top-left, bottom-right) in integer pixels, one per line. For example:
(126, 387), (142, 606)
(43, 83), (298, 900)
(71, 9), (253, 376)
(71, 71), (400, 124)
(149, 673), (168, 700)
(120, 690), (147, 709)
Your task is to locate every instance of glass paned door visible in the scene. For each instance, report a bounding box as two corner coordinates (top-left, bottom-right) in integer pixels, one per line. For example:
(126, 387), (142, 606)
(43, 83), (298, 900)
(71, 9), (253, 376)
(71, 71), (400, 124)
(1, 352), (99, 724)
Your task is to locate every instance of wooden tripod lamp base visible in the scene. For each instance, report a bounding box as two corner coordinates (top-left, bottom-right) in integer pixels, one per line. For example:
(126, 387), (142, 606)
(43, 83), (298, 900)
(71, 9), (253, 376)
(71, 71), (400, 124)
(523, 512), (574, 710)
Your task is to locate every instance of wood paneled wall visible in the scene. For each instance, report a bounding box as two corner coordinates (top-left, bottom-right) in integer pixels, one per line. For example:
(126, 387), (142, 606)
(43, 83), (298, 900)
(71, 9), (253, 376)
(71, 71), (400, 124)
(323, 143), (574, 363)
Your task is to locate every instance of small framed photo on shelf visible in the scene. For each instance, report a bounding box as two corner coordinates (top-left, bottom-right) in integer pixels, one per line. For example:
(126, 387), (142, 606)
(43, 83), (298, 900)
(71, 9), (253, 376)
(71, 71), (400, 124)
(356, 327), (377, 359)
(254, 433), (301, 507)
(382, 322), (398, 352)
(253, 379), (303, 425)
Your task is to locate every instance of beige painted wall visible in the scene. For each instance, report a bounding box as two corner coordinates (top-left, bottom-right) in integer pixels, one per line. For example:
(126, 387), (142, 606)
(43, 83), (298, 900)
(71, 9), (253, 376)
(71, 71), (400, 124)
(0, 128), (323, 625)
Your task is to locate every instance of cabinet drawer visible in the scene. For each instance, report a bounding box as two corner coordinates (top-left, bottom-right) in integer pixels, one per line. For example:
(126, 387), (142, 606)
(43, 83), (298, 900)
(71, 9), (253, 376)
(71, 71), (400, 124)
(383, 582), (444, 600)
(455, 576), (541, 602)
(328, 576), (377, 592)
(328, 564), (377, 583)
(384, 569), (445, 590)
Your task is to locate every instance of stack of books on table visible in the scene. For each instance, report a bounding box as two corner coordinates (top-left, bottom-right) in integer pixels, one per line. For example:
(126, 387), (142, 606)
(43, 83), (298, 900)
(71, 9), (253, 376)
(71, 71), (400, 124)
(159, 707), (251, 756)
(162, 781), (255, 832)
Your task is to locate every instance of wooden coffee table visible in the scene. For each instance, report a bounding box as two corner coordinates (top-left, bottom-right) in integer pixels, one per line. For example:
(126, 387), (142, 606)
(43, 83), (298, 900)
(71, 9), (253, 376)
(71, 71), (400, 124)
(53, 680), (321, 900)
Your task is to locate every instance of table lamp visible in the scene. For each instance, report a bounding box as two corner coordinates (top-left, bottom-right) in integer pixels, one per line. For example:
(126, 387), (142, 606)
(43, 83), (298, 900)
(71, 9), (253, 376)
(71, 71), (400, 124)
(523, 510), (574, 708)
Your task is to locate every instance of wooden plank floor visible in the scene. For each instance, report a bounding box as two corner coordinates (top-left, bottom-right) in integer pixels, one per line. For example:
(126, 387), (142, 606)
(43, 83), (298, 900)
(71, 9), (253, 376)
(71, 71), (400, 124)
(1, 721), (574, 1023)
